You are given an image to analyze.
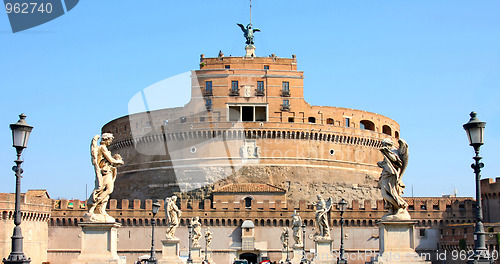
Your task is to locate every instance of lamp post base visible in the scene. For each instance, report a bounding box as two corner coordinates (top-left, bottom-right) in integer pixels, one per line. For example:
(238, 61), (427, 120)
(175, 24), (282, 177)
(2, 256), (31, 264)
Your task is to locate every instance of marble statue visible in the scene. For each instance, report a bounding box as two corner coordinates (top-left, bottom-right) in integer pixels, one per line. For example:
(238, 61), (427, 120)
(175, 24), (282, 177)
(165, 196), (182, 239)
(191, 216), (202, 247)
(313, 194), (332, 239)
(377, 138), (410, 220)
(205, 227), (212, 248)
(280, 227), (289, 249)
(291, 210), (302, 245)
(237, 23), (260, 45)
(85, 133), (124, 222)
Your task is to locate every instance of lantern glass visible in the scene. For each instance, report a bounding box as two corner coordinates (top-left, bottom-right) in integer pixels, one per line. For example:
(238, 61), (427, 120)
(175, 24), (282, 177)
(463, 112), (485, 147)
(152, 201), (160, 215)
(10, 114), (33, 149)
(338, 198), (347, 212)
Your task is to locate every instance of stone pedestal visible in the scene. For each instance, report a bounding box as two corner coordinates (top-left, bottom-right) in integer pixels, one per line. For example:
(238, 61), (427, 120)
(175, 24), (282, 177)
(245, 45), (256, 57)
(190, 246), (203, 264)
(371, 220), (431, 264)
(291, 245), (304, 264)
(313, 239), (334, 264)
(280, 249), (291, 263)
(159, 239), (183, 264)
(203, 248), (215, 264)
(71, 222), (126, 264)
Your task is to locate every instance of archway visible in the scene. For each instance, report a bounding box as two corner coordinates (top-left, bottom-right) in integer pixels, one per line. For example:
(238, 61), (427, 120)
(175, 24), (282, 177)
(239, 253), (258, 264)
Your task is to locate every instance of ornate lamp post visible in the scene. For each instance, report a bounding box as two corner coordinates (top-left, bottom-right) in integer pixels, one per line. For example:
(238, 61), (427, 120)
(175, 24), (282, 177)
(3, 114), (33, 264)
(463, 112), (493, 264)
(337, 198), (348, 264)
(187, 223), (193, 264)
(285, 228), (290, 263)
(204, 231), (208, 263)
(301, 223), (307, 263)
(148, 201), (161, 264)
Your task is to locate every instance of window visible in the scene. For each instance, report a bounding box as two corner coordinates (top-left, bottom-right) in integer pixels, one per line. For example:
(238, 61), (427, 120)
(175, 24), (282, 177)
(205, 81), (212, 95)
(288, 117), (294, 122)
(225, 65), (230, 69)
(419, 229), (426, 237)
(231, 81), (238, 91)
(345, 117), (351, 127)
(282, 82), (289, 92)
(205, 99), (212, 111)
(257, 81), (264, 91)
(283, 99), (290, 106)
(326, 118), (334, 125)
(360, 120), (375, 131)
(199, 117), (205, 122)
(180, 117), (187, 123)
(308, 117), (316, 123)
(382, 125), (392, 136)
(264, 65), (269, 70)
(244, 197), (252, 208)
(281, 99), (290, 111)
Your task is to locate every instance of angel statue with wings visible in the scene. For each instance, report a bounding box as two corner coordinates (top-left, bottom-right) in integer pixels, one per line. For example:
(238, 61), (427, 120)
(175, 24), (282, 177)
(313, 194), (333, 239)
(85, 133), (124, 222)
(237, 23), (260, 45)
(165, 196), (182, 239)
(377, 138), (411, 221)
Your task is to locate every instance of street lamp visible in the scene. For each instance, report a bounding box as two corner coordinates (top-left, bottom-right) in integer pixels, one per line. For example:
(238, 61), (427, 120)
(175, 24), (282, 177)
(187, 223), (193, 264)
(337, 198), (348, 264)
(463, 112), (492, 264)
(285, 228), (290, 263)
(148, 201), (161, 264)
(204, 230), (209, 263)
(3, 114), (33, 264)
(301, 223), (307, 263)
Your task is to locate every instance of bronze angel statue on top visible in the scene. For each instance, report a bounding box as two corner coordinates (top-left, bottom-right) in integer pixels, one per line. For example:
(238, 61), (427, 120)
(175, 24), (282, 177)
(85, 133), (124, 222)
(237, 23), (260, 45)
(377, 138), (410, 220)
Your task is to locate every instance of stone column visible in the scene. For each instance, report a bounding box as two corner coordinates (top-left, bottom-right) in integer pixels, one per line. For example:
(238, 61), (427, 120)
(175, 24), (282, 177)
(71, 222), (126, 264)
(371, 220), (431, 264)
(191, 245), (203, 264)
(159, 238), (183, 264)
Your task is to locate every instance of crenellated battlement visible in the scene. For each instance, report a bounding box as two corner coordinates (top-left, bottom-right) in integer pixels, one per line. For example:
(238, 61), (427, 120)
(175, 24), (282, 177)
(49, 196), (475, 228)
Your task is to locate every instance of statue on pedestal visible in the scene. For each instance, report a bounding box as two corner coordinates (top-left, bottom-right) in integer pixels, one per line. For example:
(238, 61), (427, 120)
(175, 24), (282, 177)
(237, 23), (260, 45)
(291, 210), (303, 246)
(191, 216), (202, 247)
(313, 194), (333, 239)
(205, 227), (212, 248)
(85, 133), (124, 222)
(280, 227), (289, 249)
(165, 196), (182, 239)
(377, 138), (411, 221)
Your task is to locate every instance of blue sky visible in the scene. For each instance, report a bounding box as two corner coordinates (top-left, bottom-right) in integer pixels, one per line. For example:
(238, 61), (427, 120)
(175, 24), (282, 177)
(0, 1), (499, 200)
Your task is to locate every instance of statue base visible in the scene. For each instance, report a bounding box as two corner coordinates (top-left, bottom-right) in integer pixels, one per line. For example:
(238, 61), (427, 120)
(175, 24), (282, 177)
(71, 222), (126, 264)
(203, 248), (216, 264)
(159, 239), (183, 264)
(190, 246), (203, 264)
(280, 249), (291, 263)
(313, 238), (334, 264)
(371, 220), (431, 264)
(291, 245), (304, 264)
(245, 45), (256, 57)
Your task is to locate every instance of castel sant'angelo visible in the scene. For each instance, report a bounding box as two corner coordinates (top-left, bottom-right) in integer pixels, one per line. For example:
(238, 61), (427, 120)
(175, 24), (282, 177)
(102, 25), (400, 204)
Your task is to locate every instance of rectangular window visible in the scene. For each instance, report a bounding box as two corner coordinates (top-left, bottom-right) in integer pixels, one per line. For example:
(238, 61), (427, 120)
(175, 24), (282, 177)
(205, 81), (212, 92)
(288, 117), (294, 123)
(264, 65), (269, 70)
(225, 65), (230, 69)
(231, 81), (239, 91)
(283, 99), (290, 106)
(257, 81), (264, 91)
(419, 229), (426, 237)
(282, 81), (289, 92)
(345, 117), (350, 127)
(199, 116), (205, 122)
(205, 98), (212, 106)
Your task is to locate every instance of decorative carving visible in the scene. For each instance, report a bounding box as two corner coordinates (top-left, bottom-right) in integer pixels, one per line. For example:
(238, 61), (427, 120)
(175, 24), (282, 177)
(165, 196), (182, 239)
(240, 140), (260, 159)
(280, 227), (289, 249)
(191, 216), (202, 247)
(85, 133), (124, 222)
(377, 138), (411, 221)
(291, 210), (303, 246)
(205, 227), (212, 248)
(313, 194), (333, 239)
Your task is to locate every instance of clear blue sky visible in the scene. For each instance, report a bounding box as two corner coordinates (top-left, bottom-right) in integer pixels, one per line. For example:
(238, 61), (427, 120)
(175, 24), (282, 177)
(1, 1), (499, 200)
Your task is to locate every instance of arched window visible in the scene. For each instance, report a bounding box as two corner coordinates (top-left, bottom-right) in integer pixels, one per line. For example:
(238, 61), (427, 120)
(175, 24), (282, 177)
(244, 197), (252, 208)
(382, 125), (392, 136)
(326, 118), (334, 125)
(395, 131), (400, 139)
(360, 120), (375, 131)
(308, 117), (316, 123)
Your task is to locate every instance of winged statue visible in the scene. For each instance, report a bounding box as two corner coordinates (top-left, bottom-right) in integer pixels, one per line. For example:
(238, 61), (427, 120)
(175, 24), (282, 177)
(377, 138), (410, 220)
(237, 23), (260, 45)
(313, 194), (333, 239)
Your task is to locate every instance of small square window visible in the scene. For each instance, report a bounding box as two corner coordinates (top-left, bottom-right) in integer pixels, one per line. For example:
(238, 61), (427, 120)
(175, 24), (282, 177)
(288, 117), (294, 122)
(199, 117), (205, 122)
(225, 65), (230, 69)
(264, 65), (269, 70)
